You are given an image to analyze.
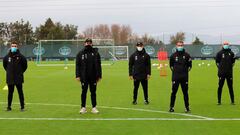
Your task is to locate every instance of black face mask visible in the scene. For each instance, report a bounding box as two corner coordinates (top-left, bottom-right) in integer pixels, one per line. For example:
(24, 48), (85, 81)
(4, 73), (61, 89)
(85, 45), (93, 50)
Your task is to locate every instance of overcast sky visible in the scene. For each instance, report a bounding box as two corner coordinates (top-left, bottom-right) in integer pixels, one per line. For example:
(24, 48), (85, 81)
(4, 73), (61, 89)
(1, 0), (240, 38)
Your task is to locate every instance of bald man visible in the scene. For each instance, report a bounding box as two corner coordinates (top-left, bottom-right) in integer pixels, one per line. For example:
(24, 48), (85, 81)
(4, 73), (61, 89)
(215, 41), (235, 105)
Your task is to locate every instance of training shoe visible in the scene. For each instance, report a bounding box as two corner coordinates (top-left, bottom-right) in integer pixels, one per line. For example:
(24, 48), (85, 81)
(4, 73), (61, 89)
(79, 107), (87, 114)
(217, 102), (222, 105)
(185, 108), (191, 113)
(20, 107), (25, 112)
(231, 102), (235, 105)
(6, 107), (12, 111)
(91, 107), (99, 114)
(169, 108), (174, 113)
(144, 100), (149, 105)
(132, 100), (137, 105)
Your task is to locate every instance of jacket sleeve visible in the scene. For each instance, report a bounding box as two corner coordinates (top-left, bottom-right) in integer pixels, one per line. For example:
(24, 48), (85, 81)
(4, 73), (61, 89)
(75, 53), (81, 78)
(231, 52), (235, 66)
(215, 52), (221, 67)
(3, 55), (8, 71)
(146, 55), (151, 75)
(169, 54), (174, 71)
(187, 54), (192, 71)
(97, 52), (102, 79)
(129, 54), (134, 76)
(21, 55), (28, 73)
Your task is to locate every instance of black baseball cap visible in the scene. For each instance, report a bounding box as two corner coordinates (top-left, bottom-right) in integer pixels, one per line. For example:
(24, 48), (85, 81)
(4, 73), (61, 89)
(136, 42), (143, 46)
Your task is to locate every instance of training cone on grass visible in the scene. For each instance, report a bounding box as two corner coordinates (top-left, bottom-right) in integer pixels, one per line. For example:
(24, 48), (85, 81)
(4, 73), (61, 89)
(2, 85), (8, 91)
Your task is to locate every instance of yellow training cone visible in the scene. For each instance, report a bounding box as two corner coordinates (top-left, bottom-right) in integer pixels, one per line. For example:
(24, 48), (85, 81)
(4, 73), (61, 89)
(3, 85), (8, 91)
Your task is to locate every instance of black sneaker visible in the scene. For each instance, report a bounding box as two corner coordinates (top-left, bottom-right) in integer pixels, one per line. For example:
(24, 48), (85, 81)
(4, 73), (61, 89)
(231, 102), (235, 105)
(20, 107), (25, 112)
(6, 107), (12, 111)
(169, 108), (174, 113)
(144, 100), (149, 105)
(185, 108), (191, 113)
(132, 101), (137, 105)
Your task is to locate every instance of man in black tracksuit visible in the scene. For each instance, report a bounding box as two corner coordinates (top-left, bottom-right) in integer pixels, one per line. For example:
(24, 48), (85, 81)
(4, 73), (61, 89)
(129, 42), (151, 105)
(76, 38), (102, 114)
(169, 41), (192, 113)
(216, 41), (235, 105)
(3, 41), (28, 111)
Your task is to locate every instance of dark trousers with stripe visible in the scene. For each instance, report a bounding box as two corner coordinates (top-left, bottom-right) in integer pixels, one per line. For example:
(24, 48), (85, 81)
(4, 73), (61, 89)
(8, 84), (25, 109)
(218, 76), (234, 103)
(170, 80), (189, 109)
(133, 79), (148, 101)
(81, 82), (97, 108)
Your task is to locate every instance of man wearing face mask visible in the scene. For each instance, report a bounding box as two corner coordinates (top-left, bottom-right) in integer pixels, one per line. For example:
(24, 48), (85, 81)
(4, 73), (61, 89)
(169, 41), (192, 113)
(216, 41), (235, 105)
(3, 41), (28, 111)
(129, 42), (151, 105)
(76, 38), (102, 114)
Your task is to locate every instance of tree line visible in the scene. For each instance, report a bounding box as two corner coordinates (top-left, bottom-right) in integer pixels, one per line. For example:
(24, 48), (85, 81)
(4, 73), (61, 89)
(0, 18), (204, 46)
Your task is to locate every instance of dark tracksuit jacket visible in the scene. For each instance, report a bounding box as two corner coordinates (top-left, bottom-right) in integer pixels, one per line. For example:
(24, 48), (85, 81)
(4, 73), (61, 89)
(3, 50), (28, 85)
(129, 49), (151, 80)
(216, 48), (235, 78)
(76, 46), (102, 83)
(170, 49), (192, 81)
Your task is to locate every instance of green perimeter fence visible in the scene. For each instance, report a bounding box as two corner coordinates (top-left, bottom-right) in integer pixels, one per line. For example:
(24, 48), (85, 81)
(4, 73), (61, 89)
(1, 44), (240, 60)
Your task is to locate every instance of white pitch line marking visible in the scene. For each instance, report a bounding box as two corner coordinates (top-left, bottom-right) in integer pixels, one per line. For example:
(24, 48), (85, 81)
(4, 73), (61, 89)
(0, 102), (212, 120)
(0, 118), (239, 121)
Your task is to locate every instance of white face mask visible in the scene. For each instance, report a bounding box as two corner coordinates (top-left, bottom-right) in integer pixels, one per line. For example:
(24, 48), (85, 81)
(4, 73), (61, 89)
(137, 47), (143, 51)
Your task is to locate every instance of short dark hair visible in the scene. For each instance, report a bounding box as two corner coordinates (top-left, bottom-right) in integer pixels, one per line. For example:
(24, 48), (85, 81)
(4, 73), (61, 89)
(176, 40), (184, 44)
(11, 41), (18, 45)
(85, 38), (93, 43)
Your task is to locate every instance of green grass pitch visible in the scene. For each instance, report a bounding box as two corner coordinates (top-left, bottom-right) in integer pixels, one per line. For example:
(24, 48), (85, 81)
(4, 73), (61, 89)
(0, 60), (240, 135)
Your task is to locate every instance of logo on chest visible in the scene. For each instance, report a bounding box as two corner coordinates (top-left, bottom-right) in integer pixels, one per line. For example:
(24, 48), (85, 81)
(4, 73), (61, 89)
(82, 53), (94, 60)
(222, 53), (231, 59)
(135, 56), (138, 61)
(135, 55), (145, 61)
(8, 57), (20, 62)
(175, 56), (178, 62)
(175, 56), (186, 62)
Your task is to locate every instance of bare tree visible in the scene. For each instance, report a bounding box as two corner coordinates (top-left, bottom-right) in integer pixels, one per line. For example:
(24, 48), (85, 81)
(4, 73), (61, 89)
(142, 33), (156, 44)
(192, 37), (204, 45)
(119, 25), (132, 44)
(111, 24), (121, 44)
(82, 27), (95, 38)
(94, 24), (111, 39)
(82, 24), (133, 44)
(170, 32), (185, 44)
(0, 22), (10, 45)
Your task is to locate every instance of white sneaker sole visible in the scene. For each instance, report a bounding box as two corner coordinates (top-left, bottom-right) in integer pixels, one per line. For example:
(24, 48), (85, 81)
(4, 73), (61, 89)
(91, 111), (99, 114)
(79, 111), (87, 114)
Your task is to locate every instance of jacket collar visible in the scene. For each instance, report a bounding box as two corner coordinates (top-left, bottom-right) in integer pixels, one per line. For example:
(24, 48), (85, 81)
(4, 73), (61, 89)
(8, 49), (20, 56)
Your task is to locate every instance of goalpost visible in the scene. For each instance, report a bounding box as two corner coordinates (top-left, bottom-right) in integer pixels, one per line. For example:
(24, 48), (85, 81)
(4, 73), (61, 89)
(35, 39), (128, 67)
